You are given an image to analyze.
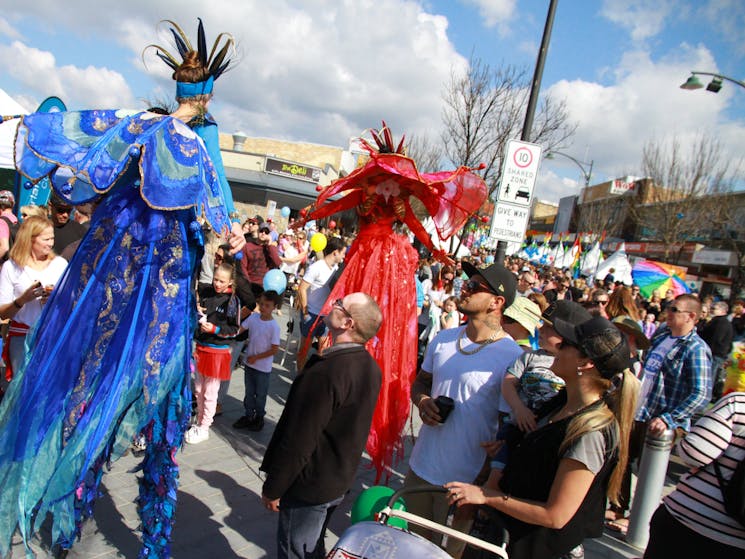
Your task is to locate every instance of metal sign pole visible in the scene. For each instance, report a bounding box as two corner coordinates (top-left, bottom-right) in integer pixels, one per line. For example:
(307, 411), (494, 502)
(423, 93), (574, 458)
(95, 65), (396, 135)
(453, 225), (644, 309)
(494, 0), (558, 265)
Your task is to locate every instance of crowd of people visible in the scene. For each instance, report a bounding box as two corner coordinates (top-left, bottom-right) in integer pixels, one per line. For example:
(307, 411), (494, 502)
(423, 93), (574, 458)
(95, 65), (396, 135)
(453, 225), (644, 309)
(405, 256), (743, 559)
(188, 217), (744, 559)
(0, 16), (742, 559)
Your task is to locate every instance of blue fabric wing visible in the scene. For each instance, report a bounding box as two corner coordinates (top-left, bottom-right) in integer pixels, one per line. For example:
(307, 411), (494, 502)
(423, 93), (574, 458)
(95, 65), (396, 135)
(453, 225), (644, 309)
(15, 110), (125, 203)
(15, 110), (230, 233)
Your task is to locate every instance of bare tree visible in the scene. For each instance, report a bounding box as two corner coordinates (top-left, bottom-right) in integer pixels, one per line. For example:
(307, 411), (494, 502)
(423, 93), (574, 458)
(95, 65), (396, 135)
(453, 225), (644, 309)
(708, 191), (745, 303)
(576, 196), (629, 239)
(404, 133), (445, 174)
(440, 54), (576, 196)
(629, 134), (737, 260)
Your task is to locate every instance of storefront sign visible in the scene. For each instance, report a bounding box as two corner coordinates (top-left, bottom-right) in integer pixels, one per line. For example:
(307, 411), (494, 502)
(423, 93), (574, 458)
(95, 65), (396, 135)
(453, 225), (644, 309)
(691, 249), (737, 266)
(265, 157), (321, 183)
(610, 176), (637, 195)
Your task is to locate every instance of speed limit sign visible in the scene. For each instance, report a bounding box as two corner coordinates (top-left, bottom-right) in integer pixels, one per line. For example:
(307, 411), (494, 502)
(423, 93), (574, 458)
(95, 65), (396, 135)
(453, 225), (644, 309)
(496, 139), (543, 207)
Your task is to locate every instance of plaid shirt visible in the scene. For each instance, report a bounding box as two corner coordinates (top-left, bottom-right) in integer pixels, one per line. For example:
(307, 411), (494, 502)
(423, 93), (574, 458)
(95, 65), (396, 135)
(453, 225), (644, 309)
(635, 324), (712, 431)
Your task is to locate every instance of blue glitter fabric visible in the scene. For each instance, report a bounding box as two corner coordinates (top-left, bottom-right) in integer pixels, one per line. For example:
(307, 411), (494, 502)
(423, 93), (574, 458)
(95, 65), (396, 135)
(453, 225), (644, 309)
(0, 110), (232, 557)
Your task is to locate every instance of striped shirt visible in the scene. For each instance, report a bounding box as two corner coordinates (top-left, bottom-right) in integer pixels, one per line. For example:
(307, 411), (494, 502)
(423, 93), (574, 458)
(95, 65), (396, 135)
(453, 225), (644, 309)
(663, 392), (745, 549)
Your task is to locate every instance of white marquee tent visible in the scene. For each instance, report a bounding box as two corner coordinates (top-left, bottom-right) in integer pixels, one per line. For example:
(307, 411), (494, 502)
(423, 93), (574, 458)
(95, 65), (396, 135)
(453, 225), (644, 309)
(594, 243), (633, 285)
(0, 89), (29, 170)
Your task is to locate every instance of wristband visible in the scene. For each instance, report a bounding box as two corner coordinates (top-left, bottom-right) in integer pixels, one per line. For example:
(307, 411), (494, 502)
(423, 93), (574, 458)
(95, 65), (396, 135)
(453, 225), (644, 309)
(12, 299), (22, 309)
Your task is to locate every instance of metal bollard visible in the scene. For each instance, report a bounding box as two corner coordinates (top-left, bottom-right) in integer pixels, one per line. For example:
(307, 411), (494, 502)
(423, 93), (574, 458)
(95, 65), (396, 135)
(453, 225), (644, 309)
(626, 427), (676, 549)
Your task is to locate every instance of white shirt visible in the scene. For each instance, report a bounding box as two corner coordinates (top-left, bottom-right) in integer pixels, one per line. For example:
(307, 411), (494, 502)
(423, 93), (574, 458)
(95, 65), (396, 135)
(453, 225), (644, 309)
(0, 257), (69, 327)
(279, 242), (300, 275)
(303, 258), (337, 315)
(410, 325), (524, 485)
(240, 313), (281, 373)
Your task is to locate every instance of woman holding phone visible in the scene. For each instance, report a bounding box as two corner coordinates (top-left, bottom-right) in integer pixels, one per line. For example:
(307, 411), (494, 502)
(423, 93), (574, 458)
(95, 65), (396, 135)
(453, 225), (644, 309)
(0, 216), (67, 386)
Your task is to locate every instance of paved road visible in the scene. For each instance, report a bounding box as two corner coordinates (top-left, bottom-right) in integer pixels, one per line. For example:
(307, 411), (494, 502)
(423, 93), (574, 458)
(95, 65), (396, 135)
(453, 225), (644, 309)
(10, 310), (650, 558)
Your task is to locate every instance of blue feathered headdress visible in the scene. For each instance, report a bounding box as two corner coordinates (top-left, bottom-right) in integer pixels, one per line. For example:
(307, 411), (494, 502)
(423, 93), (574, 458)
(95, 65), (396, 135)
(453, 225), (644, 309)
(143, 18), (234, 97)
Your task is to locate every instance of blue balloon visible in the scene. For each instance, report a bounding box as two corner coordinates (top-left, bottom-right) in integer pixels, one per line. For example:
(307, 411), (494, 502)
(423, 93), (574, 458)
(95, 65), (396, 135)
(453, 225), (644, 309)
(280, 206), (291, 218)
(263, 269), (287, 295)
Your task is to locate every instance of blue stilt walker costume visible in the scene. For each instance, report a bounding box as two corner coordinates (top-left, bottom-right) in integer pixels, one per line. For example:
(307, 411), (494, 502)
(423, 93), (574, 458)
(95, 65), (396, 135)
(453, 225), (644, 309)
(0, 20), (238, 558)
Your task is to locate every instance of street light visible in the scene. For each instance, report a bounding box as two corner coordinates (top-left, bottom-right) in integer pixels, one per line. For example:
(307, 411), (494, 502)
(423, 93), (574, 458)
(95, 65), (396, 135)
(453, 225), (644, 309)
(680, 71), (745, 93)
(545, 151), (594, 186)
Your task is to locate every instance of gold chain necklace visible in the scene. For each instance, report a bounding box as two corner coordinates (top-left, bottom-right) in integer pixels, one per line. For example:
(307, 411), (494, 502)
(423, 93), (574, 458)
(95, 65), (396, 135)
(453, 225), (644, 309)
(456, 328), (504, 355)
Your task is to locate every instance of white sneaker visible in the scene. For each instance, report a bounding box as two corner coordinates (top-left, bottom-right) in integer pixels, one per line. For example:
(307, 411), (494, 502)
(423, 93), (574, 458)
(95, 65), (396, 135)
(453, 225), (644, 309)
(185, 425), (209, 444)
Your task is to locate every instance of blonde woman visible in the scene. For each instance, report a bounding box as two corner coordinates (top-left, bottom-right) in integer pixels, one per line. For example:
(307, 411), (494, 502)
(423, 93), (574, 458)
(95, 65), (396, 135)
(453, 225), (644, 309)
(0, 216), (67, 381)
(446, 316), (639, 559)
(19, 204), (48, 220)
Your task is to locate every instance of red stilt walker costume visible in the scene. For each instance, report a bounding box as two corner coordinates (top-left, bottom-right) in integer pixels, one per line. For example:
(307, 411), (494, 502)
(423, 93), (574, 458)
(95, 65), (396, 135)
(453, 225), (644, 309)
(298, 123), (487, 478)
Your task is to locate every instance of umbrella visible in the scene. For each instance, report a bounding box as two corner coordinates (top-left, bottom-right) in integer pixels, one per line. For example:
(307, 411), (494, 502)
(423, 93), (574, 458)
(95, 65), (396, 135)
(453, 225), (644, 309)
(632, 259), (691, 299)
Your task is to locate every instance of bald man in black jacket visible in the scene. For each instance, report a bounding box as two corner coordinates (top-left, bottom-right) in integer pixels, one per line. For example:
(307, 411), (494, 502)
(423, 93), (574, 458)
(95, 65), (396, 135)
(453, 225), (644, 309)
(260, 292), (382, 559)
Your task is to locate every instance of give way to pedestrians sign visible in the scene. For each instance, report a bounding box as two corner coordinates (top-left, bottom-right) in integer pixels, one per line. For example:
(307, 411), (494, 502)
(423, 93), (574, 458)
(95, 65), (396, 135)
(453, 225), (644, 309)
(490, 202), (531, 244)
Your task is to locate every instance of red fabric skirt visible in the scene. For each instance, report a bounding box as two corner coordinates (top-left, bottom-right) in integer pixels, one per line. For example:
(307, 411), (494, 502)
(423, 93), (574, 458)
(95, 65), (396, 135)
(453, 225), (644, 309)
(194, 344), (233, 381)
(3, 320), (29, 381)
(318, 222), (419, 479)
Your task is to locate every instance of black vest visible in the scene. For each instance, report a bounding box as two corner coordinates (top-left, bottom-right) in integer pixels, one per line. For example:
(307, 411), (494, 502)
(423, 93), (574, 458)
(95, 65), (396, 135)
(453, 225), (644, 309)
(499, 394), (618, 559)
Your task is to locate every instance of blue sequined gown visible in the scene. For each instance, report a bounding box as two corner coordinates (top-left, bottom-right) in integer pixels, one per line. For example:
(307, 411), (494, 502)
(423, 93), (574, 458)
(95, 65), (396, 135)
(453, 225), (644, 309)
(0, 109), (232, 557)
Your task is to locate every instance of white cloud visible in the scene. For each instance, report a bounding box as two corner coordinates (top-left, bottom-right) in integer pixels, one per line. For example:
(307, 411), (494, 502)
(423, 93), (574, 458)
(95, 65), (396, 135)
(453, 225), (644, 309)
(534, 168), (583, 203)
(2, 1), (467, 146)
(0, 40), (135, 109)
(0, 17), (23, 40)
(600, 0), (678, 42)
(2, 0), (742, 206)
(544, 43), (745, 188)
(462, 0), (516, 29)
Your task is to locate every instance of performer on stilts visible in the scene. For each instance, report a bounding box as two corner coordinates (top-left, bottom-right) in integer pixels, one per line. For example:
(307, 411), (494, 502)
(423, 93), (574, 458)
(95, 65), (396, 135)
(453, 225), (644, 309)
(0, 19), (243, 558)
(296, 124), (487, 478)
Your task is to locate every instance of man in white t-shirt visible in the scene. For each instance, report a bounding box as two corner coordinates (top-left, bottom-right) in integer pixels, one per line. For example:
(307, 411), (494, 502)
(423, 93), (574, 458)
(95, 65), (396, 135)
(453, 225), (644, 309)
(297, 236), (346, 339)
(407, 262), (523, 551)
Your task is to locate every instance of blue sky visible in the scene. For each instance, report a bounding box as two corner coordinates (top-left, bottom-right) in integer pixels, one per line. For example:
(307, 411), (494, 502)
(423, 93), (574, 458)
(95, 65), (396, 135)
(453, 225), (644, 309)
(1, 0), (743, 203)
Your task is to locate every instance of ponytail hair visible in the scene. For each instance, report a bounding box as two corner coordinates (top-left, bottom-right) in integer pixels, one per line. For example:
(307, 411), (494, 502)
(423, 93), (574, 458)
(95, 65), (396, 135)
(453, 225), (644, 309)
(604, 369), (639, 504)
(559, 369), (639, 505)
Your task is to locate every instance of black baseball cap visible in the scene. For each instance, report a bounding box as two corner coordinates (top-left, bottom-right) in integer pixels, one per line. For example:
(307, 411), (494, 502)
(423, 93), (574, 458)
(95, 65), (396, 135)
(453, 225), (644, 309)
(541, 300), (592, 327)
(462, 262), (517, 307)
(553, 316), (631, 379)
